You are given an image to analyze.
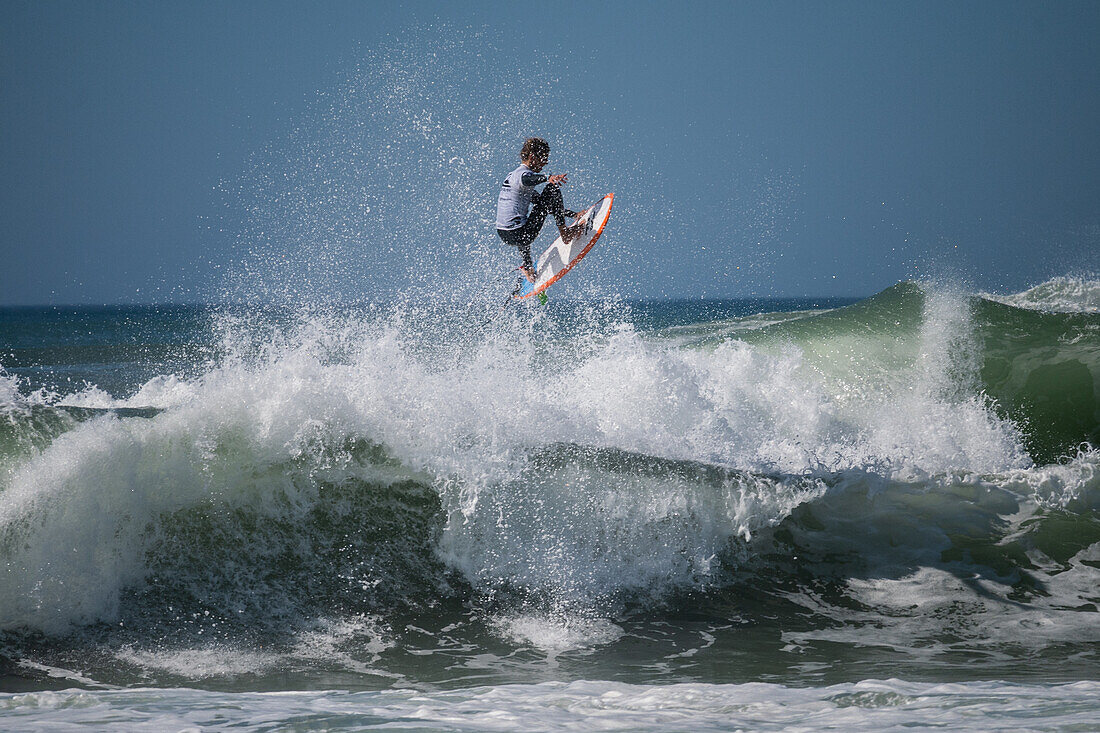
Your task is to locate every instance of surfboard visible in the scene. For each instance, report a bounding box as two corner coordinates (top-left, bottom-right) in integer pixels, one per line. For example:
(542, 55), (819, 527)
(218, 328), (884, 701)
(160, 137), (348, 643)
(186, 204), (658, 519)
(513, 192), (614, 300)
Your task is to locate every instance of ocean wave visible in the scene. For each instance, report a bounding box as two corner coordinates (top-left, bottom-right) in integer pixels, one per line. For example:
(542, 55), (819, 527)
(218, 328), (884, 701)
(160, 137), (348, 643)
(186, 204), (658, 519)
(0, 282), (1096, 661)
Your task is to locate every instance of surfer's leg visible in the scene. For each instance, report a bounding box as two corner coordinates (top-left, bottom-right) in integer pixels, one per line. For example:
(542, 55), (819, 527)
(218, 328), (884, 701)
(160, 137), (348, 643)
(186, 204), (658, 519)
(532, 183), (568, 229)
(509, 195), (550, 275)
(514, 226), (538, 279)
(538, 184), (589, 243)
(518, 242), (534, 275)
(532, 184), (585, 242)
(498, 227), (536, 279)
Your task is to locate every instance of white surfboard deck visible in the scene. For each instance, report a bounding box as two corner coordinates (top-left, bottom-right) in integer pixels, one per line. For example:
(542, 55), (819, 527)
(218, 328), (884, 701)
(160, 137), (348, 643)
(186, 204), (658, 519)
(514, 192), (614, 300)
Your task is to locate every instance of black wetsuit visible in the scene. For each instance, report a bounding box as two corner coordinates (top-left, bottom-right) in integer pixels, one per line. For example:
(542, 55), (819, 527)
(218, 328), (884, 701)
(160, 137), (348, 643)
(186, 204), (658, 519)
(495, 166), (574, 271)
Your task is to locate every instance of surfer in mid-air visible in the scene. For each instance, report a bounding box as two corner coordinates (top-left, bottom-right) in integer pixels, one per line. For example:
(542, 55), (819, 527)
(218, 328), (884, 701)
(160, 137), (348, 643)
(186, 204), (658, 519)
(495, 137), (584, 282)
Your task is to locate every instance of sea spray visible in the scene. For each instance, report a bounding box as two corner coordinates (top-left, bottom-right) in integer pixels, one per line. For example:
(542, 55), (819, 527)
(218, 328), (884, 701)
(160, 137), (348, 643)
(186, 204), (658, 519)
(856, 283), (1029, 475)
(219, 30), (663, 311)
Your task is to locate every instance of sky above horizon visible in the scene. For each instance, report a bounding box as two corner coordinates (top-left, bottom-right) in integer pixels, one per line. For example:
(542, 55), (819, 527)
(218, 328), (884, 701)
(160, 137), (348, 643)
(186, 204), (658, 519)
(2, 0), (1098, 305)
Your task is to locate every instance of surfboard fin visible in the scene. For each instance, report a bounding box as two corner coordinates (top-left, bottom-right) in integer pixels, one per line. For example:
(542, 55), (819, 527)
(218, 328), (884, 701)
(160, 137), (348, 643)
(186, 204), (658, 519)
(538, 292), (548, 305)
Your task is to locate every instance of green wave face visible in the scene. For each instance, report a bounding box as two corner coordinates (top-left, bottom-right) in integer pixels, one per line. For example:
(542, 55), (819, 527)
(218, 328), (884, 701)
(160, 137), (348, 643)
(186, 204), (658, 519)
(976, 298), (1100, 462)
(736, 282), (1100, 464)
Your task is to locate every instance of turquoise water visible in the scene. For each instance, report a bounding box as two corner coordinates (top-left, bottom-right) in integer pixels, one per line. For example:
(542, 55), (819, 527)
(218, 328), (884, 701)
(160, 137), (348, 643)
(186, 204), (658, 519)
(1, 280), (1098, 729)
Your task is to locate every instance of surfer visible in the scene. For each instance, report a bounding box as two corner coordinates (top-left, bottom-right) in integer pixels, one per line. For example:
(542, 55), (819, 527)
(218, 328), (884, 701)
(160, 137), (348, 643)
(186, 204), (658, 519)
(495, 137), (583, 281)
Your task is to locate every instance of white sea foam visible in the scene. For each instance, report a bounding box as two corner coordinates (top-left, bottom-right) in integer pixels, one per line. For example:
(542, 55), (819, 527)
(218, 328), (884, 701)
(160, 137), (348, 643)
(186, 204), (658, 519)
(785, 561), (1100, 660)
(114, 615), (396, 680)
(1, 679), (1097, 731)
(115, 646), (279, 679)
(0, 367), (55, 411)
(60, 375), (199, 411)
(494, 614), (625, 655)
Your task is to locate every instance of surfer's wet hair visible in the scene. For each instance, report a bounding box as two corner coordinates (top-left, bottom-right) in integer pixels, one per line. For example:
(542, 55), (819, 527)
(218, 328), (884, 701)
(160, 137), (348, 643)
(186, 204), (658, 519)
(521, 137), (550, 163)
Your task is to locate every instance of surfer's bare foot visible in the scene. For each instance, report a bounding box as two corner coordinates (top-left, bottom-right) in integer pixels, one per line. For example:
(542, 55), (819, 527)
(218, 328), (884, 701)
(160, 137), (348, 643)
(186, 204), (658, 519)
(522, 265), (537, 282)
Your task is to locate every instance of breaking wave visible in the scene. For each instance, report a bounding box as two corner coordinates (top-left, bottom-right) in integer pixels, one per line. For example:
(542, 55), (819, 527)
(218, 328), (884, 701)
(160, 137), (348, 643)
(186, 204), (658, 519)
(0, 279), (1097, 686)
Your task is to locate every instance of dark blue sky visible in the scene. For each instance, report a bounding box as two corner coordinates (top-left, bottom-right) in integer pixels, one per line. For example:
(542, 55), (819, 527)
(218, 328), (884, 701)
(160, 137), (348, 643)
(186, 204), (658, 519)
(2, 1), (1098, 304)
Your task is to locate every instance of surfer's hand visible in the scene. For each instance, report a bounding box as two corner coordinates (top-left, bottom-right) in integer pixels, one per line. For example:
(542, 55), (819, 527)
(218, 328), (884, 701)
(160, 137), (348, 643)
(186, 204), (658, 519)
(547, 173), (567, 185)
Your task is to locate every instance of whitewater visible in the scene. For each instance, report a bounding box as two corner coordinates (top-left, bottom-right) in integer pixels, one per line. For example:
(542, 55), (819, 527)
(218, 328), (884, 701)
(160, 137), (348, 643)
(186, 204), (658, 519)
(1, 278), (1098, 730)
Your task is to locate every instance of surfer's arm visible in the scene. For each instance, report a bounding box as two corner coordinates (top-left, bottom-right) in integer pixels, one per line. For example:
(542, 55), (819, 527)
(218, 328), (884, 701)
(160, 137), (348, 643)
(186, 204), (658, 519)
(521, 171), (569, 187)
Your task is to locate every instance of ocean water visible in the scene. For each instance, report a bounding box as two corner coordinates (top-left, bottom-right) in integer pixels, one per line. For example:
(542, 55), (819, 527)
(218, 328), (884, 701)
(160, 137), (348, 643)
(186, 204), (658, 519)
(1, 278), (1098, 730)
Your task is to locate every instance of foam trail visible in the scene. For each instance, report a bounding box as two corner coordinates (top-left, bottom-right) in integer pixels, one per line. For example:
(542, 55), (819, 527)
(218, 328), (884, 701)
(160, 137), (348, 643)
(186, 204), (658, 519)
(2, 680), (1098, 731)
